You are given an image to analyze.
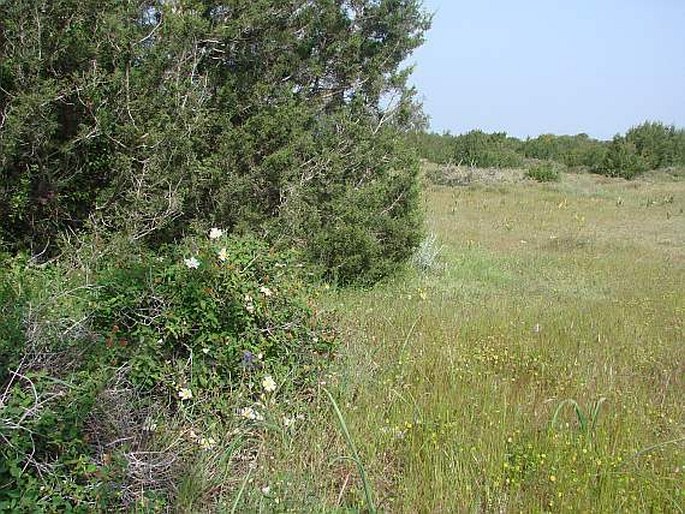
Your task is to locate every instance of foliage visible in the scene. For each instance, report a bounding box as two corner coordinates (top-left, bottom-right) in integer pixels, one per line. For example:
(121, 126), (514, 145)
(410, 131), (456, 164)
(522, 133), (607, 169)
(593, 136), (648, 179)
(451, 130), (523, 168)
(415, 122), (683, 182)
(526, 161), (562, 182)
(0, 255), (27, 382)
(91, 233), (334, 391)
(0, 0), (430, 284)
(625, 121), (685, 170)
(0, 234), (335, 511)
(412, 130), (523, 167)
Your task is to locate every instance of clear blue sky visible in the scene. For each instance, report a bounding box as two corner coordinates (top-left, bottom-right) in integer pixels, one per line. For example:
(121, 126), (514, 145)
(409, 0), (685, 140)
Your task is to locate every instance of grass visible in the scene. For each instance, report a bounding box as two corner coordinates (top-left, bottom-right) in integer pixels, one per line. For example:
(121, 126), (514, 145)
(213, 170), (684, 512)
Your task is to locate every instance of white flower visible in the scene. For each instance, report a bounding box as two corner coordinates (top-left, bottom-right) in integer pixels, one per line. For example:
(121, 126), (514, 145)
(238, 406), (264, 421)
(209, 227), (223, 239)
(259, 285), (273, 297)
(199, 436), (217, 450)
(202, 347), (210, 355)
(178, 387), (193, 401)
(262, 375), (277, 393)
(257, 353), (263, 360)
(244, 294), (255, 313)
(184, 257), (200, 269)
(143, 418), (158, 432)
(261, 485), (271, 495)
(217, 247), (229, 262)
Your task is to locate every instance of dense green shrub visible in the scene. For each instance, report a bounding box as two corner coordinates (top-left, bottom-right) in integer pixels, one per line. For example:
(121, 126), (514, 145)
(0, 0), (430, 284)
(91, 233), (334, 391)
(415, 122), (684, 181)
(593, 136), (648, 179)
(0, 256), (26, 382)
(411, 131), (457, 164)
(413, 130), (523, 167)
(523, 133), (607, 169)
(451, 130), (523, 168)
(526, 161), (562, 182)
(625, 121), (685, 169)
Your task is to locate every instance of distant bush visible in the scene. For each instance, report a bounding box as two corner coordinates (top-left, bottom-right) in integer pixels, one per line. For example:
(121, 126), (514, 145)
(451, 130), (524, 168)
(625, 121), (685, 169)
(593, 136), (648, 179)
(411, 132), (455, 164)
(526, 162), (562, 182)
(523, 133), (607, 169)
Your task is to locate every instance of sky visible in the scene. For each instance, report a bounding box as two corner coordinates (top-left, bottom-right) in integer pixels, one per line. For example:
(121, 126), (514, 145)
(408, 0), (685, 140)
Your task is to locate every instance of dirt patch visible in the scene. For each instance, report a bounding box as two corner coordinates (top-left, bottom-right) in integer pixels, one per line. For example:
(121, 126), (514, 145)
(425, 163), (527, 186)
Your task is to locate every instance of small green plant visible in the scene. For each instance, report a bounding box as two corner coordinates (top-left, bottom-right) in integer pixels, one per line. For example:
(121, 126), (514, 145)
(551, 398), (606, 435)
(91, 233), (334, 397)
(526, 162), (561, 182)
(411, 233), (443, 273)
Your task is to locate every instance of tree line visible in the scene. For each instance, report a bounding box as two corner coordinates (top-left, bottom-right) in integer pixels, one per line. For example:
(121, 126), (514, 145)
(413, 121), (685, 179)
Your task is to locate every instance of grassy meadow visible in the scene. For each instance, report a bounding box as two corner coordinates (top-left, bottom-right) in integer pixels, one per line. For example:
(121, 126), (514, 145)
(240, 169), (684, 513)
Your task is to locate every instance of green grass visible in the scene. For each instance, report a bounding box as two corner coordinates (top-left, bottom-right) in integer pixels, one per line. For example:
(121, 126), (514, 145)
(221, 170), (684, 513)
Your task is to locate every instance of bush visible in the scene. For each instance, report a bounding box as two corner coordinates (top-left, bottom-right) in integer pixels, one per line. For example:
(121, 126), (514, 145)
(625, 121), (685, 169)
(91, 233), (334, 393)
(526, 162), (562, 182)
(451, 130), (524, 168)
(0, 0), (430, 285)
(0, 233), (335, 510)
(594, 136), (648, 179)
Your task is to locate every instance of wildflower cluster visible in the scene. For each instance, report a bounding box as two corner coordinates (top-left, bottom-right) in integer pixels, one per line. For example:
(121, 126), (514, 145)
(91, 232), (336, 419)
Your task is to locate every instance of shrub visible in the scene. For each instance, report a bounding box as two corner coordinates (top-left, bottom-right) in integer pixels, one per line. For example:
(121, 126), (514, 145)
(0, 0), (430, 285)
(451, 130), (524, 168)
(526, 162), (562, 182)
(625, 121), (685, 169)
(91, 233), (334, 394)
(0, 233), (335, 510)
(594, 136), (648, 179)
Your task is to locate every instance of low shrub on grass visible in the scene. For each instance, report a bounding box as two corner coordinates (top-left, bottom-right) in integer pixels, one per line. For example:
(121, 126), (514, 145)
(0, 233), (335, 511)
(526, 161), (562, 182)
(91, 232), (335, 405)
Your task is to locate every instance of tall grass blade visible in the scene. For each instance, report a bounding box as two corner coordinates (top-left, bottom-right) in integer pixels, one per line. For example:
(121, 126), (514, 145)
(230, 467), (252, 514)
(324, 388), (376, 513)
